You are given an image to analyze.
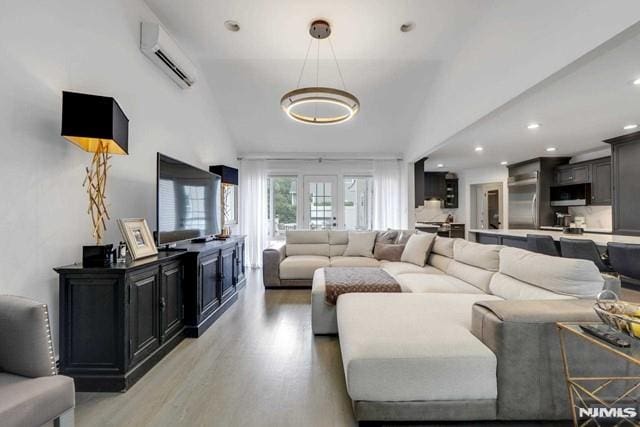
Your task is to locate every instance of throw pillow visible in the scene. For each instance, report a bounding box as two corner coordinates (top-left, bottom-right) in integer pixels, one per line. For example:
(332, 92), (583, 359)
(342, 231), (377, 258)
(375, 229), (398, 244)
(401, 233), (436, 266)
(395, 229), (417, 244)
(373, 243), (405, 262)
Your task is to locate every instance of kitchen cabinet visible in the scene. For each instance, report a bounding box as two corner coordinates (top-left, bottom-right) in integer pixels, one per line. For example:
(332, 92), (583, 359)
(591, 158), (612, 205)
(555, 163), (591, 185)
(424, 172), (447, 201)
(605, 132), (640, 235)
(444, 178), (459, 209)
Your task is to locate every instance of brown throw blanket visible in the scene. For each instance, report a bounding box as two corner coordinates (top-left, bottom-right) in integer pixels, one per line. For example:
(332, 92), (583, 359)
(324, 267), (401, 305)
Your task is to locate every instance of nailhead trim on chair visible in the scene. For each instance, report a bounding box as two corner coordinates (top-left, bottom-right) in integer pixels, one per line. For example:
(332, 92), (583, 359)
(42, 304), (57, 376)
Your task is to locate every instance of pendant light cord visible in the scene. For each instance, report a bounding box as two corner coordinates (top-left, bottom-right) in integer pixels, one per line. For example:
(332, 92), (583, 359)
(328, 38), (347, 91)
(295, 38), (313, 89)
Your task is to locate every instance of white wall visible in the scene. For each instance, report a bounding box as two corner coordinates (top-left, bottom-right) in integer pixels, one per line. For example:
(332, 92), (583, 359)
(0, 0), (236, 349)
(457, 167), (510, 237)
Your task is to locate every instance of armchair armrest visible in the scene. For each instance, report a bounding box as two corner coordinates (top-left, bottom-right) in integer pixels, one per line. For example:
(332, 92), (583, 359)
(0, 295), (57, 378)
(470, 299), (601, 421)
(263, 243), (286, 287)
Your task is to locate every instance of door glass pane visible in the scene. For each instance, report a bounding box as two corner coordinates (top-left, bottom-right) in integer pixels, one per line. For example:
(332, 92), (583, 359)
(268, 176), (298, 239)
(344, 177), (373, 230)
(308, 181), (334, 230)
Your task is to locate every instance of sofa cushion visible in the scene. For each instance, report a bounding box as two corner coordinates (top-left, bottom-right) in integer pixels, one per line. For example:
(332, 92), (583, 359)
(489, 272), (576, 300)
(329, 256), (381, 268)
(401, 233), (436, 266)
(343, 231), (377, 258)
(499, 247), (604, 298)
(454, 240), (501, 272)
(395, 273), (485, 294)
(381, 261), (444, 276)
(428, 253), (452, 272)
(0, 373), (75, 427)
(286, 230), (329, 244)
(446, 260), (496, 293)
(286, 243), (330, 257)
(280, 255), (330, 280)
(373, 243), (405, 262)
(337, 293), (501, 402)
(328, 230), (349, 256)
(432, 236), (455, 258)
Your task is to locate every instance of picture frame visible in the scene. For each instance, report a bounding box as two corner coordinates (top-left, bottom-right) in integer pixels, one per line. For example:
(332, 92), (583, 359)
(117, 218), (158, 260)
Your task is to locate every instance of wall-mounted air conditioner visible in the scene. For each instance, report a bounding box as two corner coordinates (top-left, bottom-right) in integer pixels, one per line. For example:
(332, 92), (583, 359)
(140, 22), (197, 89)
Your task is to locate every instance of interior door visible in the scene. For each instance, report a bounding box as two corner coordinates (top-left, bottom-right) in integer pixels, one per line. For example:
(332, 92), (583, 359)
(303, 176), (338, 230)
(487, 190), (500, 229)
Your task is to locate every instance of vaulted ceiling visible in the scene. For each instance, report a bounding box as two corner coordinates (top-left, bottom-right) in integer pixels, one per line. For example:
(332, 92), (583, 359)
(145, 0), (640, 160)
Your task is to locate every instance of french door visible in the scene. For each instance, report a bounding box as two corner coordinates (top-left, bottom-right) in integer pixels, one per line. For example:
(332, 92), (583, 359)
(303, 176), (338, 230)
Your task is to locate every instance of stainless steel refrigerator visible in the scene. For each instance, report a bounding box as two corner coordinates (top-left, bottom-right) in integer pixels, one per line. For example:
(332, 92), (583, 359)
(508, 171), (538, 229)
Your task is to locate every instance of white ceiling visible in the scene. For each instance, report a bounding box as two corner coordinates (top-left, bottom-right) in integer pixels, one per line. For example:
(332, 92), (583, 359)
(423, 23), (640, 172)
(145, 0), (488, 155)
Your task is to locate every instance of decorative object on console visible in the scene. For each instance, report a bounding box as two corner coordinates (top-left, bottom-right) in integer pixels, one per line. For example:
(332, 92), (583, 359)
(61, 91), (129, 267)
(209, 165), (238, 230)
(117, 218), (158, 260)
(281, 19), (359, 125)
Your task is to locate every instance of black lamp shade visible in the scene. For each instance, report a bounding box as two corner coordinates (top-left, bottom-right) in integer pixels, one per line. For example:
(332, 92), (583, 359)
(61, 91), (129, 155)
(209, 165), (238, 185)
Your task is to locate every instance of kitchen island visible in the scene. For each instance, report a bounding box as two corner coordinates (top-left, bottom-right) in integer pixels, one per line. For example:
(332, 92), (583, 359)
(469, 228), (640, 248)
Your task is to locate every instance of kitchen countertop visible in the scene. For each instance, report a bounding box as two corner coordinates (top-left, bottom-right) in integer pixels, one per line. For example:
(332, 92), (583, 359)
(469, 228), (640, 245)
(539, 225), (613, 234)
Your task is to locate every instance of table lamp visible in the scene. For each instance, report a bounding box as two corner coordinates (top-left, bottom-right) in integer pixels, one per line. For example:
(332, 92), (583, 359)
(61, 91), (129, 266)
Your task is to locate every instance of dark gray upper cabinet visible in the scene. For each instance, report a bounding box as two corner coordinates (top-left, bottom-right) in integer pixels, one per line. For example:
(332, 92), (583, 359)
(605, 132), (640, 235)
(554, 163), (591, 185)
(591, 158), (612, 205)
(424, 172), (447, 201)
(414, 158), (426, 208)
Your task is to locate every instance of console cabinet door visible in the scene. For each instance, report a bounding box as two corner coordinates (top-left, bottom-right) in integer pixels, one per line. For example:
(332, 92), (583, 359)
(220, 247), (235, 301)
(236, 240), (245, 284)
(128, 268), (160, 367)
(199, 252), (220, 317)
(160, 261), (183, 343)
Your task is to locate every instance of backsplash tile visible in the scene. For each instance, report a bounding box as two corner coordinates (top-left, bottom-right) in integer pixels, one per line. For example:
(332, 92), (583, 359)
(568, 205), (612, 230)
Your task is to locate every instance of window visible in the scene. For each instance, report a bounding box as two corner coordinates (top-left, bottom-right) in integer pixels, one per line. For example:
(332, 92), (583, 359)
(268, 176), (298, 239)
(343, 176), (372, 230)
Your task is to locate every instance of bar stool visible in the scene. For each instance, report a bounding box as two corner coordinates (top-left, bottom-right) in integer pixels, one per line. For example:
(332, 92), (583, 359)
(559, 237), (614, 273)
(607, 242), (640, 284)
(526, 234), (560, 256)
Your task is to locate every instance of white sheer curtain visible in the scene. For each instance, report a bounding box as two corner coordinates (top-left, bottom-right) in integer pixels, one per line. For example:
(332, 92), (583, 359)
(373, 160), (402, 230)
(239, 159), (268, 268)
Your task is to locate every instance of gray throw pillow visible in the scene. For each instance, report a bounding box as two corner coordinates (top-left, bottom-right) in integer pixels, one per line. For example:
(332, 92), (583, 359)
(376, 230), (398, 244)
(374, 243), (405, 262)
(395, 229), (417, 244)
(343, 231), (377, 257)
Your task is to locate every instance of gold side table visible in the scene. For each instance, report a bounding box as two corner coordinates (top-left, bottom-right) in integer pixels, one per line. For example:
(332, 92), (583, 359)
(557, 322), (640, 426)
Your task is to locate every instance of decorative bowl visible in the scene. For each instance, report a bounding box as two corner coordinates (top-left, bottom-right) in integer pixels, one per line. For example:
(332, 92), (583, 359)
(594, 290), (640, 339)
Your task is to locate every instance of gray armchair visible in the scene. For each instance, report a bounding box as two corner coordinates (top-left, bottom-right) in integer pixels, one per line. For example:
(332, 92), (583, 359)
(0, 295), (75, 427)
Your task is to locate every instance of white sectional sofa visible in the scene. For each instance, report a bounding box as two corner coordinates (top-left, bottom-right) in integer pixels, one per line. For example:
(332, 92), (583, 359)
(263, 230), (621, 423)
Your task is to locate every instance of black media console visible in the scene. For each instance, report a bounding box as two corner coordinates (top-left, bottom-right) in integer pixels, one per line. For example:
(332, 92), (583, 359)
(54, 235), (246, 392)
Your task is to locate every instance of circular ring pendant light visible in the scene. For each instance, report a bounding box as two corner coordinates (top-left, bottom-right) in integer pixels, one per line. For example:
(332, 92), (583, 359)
(281, 20), (360, 125)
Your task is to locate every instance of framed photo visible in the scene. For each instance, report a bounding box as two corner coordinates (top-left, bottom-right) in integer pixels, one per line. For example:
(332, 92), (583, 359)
(117, 218), (158, 260)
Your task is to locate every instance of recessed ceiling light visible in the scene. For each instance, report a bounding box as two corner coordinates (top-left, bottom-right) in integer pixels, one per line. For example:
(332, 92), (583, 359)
(624, 124), (638, 130)
(400, 22), (415, 33)
(633, 78), (640, 85)
(474, 146), (483, 152)
(224, 20), (240, 32)
(545, 147), (557, 152)
(527, 123), (540, 129)
(436, 163), (444, 168)
(500, 161), (508, 165)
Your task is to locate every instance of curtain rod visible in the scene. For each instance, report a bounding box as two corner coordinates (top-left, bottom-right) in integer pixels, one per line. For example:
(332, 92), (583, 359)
(237, 157), (403, 161)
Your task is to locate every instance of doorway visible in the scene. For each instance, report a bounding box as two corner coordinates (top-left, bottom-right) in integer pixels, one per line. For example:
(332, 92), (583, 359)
(470, 182), (504, 230)
(303, 175), (338, 230)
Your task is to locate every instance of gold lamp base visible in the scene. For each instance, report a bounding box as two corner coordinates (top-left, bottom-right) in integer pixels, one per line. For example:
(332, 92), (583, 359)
(82, 139), (111, 245)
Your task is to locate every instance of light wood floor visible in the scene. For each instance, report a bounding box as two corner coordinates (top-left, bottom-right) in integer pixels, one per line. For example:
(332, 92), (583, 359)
(75, 269), (356, 427)
(75, 271), (640, 427)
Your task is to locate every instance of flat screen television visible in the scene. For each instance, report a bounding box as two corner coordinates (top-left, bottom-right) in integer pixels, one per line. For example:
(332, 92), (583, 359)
(156, 153), (221, 245)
